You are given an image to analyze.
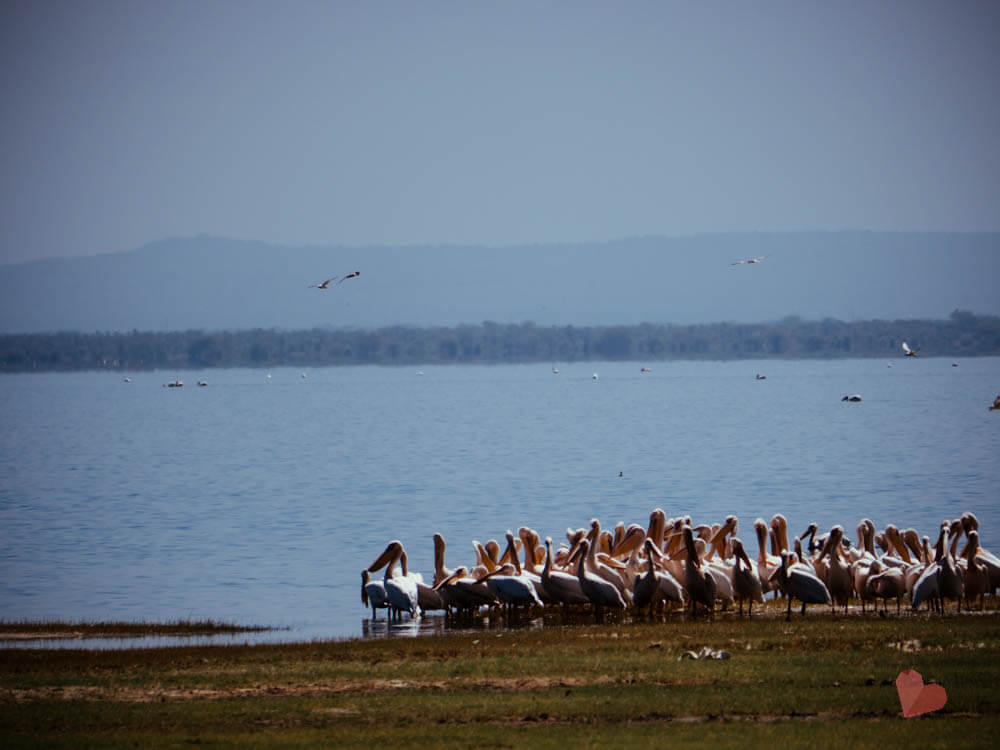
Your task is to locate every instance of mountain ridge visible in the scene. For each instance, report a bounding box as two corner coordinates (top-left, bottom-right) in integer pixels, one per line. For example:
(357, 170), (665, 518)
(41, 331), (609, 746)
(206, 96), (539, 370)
(1, 231), (998, 334)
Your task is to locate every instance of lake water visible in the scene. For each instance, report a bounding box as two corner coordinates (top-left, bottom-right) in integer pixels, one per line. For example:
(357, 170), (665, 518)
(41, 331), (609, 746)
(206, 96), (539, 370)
(1, 358), (998, 648)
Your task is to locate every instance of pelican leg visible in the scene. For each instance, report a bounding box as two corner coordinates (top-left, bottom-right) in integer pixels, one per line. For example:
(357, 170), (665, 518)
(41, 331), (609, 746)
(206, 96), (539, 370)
(785, 596), (792, 622)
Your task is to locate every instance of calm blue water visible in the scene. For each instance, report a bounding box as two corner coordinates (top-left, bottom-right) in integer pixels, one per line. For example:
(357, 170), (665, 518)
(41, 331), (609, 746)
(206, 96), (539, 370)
(1, 359), (998, 647)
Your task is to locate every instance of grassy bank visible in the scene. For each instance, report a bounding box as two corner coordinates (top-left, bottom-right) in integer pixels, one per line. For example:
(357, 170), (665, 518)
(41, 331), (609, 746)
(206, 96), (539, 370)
(3, 613), (1000, 748)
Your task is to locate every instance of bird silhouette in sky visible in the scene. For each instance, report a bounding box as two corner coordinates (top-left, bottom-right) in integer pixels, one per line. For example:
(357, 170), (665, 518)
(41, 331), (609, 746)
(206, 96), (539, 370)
(309, 271), (360, 289)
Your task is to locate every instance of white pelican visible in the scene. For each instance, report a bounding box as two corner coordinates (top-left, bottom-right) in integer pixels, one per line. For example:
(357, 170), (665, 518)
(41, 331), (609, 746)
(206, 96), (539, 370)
(773, 550), (832, 620)
(552, 366), (559, 374)
(902, 341), (919, 357)
(367, 541), (420, 619)
(123, 377), (131, 383)
(478, 563), (543, 611)
(592, 372), (599, 381)
(963, 530), (990, 611)
(819, 526), (852, 613)
(361, 569), (389, 619)
(842, 394), (862, 402)
(937, 523), (966, 612)
(730, 255), (767, 265)
(541, 536), (590, 608)
(574, 539), (627, 612)
(869, 565), (906, 614)
(641, 367), (651, 373)
(682, 525), (717, 617)
(729, 538), (764, 617)
(432, 533), (456, 587)
(753, 518), (781, 596)
(434, 566), (498, 613)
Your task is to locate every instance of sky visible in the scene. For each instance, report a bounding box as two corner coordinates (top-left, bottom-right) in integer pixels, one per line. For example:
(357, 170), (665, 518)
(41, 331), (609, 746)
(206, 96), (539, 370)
(1, 0), (998, 266)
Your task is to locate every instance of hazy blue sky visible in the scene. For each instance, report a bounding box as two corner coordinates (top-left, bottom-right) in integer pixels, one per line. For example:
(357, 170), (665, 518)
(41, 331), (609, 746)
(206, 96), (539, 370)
(1, 1), (998, 265)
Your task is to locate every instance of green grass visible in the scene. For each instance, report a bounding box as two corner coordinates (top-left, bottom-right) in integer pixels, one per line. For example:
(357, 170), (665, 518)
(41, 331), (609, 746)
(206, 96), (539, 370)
(2, 613), (999, 748)
(0, 619), (276, 639)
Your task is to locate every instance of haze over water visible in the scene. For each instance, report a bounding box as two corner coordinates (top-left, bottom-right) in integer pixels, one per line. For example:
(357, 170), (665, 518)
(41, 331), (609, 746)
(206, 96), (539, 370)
(1, 358), (998, 646)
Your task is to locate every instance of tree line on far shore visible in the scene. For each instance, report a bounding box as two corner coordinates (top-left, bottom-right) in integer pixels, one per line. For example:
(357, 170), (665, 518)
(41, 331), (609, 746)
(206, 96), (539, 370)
(1, 310), (997, 373)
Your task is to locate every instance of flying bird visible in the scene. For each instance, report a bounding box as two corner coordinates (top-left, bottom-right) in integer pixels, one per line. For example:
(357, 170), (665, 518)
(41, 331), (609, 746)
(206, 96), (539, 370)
(308, 277), (337, 289)
(730, 255), (767, 266)
(308, 271), (360, 289)
(902, 342), (919, 357)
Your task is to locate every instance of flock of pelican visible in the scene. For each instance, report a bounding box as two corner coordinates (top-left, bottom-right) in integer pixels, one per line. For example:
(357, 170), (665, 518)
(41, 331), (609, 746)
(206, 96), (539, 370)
(363, 511), (998, 624)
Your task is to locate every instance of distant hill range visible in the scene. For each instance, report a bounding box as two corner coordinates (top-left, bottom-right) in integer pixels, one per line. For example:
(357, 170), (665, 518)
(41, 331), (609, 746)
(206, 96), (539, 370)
(1, 232), (998, 333)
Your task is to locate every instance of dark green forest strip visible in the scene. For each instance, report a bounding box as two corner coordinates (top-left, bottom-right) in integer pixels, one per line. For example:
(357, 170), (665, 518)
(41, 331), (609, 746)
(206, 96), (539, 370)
(2, 310), (998, 372)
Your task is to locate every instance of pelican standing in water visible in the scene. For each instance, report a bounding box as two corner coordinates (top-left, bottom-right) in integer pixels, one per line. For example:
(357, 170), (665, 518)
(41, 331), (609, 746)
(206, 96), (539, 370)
(367, 541), (421, 619)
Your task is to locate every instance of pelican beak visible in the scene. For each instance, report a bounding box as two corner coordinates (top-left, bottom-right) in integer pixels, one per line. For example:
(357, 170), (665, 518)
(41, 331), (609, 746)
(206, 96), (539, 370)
(367, 543), (397, 572)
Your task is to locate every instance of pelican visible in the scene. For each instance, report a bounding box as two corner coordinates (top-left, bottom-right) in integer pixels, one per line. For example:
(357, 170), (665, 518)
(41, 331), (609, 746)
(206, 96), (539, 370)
(434, 566), (498, 613)
(963, 530), (990, 611)
(367, 541), (420, 619)
(682, 525), (717, 617)
(842, 394), (862, 402)
(479, 563), (543, 612)
(641, 367), (651, 373)
(574, 540), (627, 613)
(592, 372), (599, 381)
(632, 538), (685, 615)
(479, 532), (544, 613)
(432, 533), (455, 587)
(902, 341), (919, 357)
(541, 537), (590, 609)
(730, 255), (767, 265)
(729, 538), (764, 616)
(819, 526), (852, 614)
(937, 524), (965, 612)
(123, 377), (131, 383)
(869, 565), (906, 614)
(361, 569), (389, 619)
(773, 549), (832, 620)
(552, 366), (559, 374)
(754, 518), (782, 596)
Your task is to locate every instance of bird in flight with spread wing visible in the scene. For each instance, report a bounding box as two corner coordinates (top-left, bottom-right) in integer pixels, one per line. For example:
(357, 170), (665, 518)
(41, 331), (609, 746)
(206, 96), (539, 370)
(309, 271), (360, 289)
(902, 341), (919, 357)
(730, 256), (767, 266)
